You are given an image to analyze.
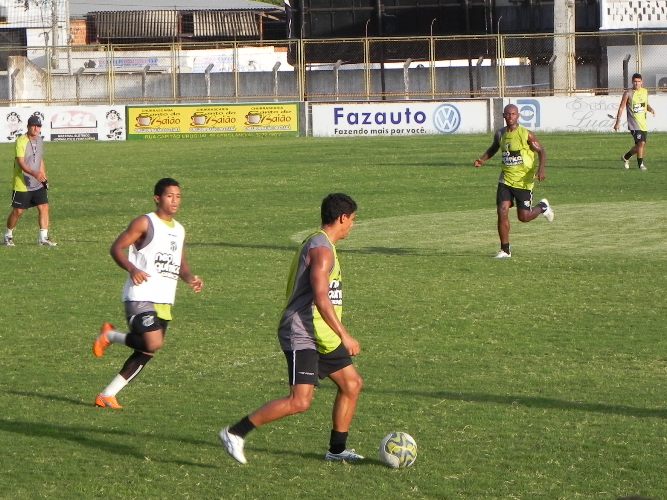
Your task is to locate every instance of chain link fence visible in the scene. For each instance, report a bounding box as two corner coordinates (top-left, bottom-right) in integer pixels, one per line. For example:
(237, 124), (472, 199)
(1, 31), (664, 105)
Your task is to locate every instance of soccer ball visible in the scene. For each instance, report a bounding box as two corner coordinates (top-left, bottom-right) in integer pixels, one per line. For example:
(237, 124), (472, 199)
(379, 431), (417, 468)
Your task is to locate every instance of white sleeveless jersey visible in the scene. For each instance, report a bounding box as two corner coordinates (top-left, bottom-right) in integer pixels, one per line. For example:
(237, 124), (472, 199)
(122, 212), (185, 305)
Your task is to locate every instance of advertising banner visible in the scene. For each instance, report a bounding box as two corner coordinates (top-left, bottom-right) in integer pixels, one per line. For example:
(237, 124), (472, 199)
(0, 106), (126, 143)
(311, 101), (488, 137)
(505, 95), (667, 132)
(126, 103), (299, 139)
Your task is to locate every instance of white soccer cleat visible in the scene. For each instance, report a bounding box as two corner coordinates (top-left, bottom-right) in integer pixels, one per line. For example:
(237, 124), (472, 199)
(622, 156), (630, 169)
(324, 449), (365, 462)
(493, 250), (511, 259)
(4, 235), (15, 247)
(540, 198), (554, 222)
(639, 163), (647, 171)
(219, 427), (247, 464)
(38, 238), (57, 247)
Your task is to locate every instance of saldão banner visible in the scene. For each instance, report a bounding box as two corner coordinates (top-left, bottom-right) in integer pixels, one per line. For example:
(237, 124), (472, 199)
(311, 101), (488, 137)
(126, 103), (299, 139)
(505, 95), (667, 132)
(0, 106), (126, 143)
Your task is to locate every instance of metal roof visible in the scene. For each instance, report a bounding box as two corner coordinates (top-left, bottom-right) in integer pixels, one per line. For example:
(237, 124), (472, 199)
(91, 9), (266, 41)
(69, 0), (282, 18)
(193, 11), (259, 38)
(95, 11), (179, 39)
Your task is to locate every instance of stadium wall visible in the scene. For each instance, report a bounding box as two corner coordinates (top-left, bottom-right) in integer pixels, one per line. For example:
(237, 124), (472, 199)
(3, 95), (667, 143)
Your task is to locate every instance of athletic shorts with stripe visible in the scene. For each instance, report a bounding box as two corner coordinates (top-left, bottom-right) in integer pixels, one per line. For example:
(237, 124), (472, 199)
(284, 344), (353, 385)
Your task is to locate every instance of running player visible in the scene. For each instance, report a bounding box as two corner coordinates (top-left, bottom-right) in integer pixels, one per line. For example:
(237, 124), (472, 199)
(92, 177), (203, 409)
(474, 103), (554, 259)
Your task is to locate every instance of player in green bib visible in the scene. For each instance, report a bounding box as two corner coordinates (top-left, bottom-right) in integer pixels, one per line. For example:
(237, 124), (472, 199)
(474, 104), (554, 259)
(614, 73), (656, 171)
(220, 193), (364, 465)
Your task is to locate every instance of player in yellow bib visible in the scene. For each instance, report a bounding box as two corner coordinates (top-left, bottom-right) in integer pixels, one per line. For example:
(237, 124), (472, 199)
(220, 193), (364, 464)
(614, 73), (655, 171)
(474, 104), (554, 259)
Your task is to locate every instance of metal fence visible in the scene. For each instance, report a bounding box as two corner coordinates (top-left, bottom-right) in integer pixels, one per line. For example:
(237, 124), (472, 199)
(1, 30), (666, 105)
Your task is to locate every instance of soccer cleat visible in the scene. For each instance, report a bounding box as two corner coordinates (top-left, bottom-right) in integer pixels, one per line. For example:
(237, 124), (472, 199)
(639, 163), (647, 171)
(95, 394), (123, 409)
(539, 198), (554, 222)
(493, 250), (511, 259)
(621, 156), (629, 169)
(4, 235), (15, 247)
(219, 427), (247, 464)
(92, 322), (114, 358)
(38, 238), (57, 247)
(324, 449), (365, 462)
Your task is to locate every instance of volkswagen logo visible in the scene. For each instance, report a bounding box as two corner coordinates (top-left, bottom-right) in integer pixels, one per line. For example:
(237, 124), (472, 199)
(433, 104), (461, 133)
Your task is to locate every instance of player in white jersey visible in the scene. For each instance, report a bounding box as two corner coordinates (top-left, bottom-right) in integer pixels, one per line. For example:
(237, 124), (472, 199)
(92, 178), (203, 409)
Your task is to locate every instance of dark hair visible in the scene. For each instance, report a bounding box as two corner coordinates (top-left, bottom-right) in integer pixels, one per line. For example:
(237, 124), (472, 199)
(321, 193), (357, 225)
(632, 73), (642, 80)
(154, 177), (180, 196)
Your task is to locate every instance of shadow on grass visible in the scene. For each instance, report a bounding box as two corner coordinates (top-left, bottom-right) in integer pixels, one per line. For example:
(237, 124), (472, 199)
(387, 389), (667, 419)
(190, 241), (469, 257)
(5, 389), (219, 456)
(0, 417), (217, 468)
(247, 446), (380, 466)
(8, 389), (91, 407)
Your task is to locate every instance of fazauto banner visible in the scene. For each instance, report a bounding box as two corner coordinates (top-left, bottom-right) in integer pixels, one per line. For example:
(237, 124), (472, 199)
(126, 103), (299, 139)
(0, 106), (126, 143)
(505, 95), (667, 132)
(311, 101), (488, 137)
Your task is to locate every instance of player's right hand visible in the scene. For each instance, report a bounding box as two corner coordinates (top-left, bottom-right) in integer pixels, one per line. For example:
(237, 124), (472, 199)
(130, 269), (150, 285)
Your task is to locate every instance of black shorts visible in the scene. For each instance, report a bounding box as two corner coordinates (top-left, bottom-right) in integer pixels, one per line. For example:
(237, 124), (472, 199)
(630, 130), (648, 143)
(496, 183), (533, 211)
(128, 311), (169, 335)
(11, 188), (48, 209)
(284, 344), (353, 385)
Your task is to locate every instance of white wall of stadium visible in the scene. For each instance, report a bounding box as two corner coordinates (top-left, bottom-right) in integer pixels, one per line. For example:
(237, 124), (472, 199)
(3, 96), (667, 142)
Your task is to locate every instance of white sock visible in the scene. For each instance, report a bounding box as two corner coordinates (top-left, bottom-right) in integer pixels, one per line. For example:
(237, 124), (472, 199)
(107, 330), (127, 344)
(101, 374), (128, 397)
(39, 229), (48, 241)
(5, 229), (12, 238)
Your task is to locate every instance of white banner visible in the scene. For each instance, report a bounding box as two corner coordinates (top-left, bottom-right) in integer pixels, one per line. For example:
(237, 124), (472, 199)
(311, 101), (488, 137)
(505, 95), (667, 133)
(599, 0), (667, 30)
(0, 106), (126, 143)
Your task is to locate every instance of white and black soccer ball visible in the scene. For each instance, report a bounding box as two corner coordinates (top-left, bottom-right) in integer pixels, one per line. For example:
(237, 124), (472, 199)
(379, 431), (417, 468)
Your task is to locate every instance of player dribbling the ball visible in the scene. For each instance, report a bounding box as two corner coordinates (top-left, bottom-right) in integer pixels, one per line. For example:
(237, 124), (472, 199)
(220, 193), (364, 464)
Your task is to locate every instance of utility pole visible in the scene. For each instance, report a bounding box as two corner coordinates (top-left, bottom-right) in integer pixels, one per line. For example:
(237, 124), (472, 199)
(51, 0), (59, 69)
(553, 0), (575, 95)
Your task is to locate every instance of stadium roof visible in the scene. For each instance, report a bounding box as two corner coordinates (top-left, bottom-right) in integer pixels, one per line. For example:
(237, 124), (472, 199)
(68, 0), (282, 18)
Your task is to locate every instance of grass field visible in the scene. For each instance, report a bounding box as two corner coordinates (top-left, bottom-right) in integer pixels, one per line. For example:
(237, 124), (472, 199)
(0, 133), (665, 499)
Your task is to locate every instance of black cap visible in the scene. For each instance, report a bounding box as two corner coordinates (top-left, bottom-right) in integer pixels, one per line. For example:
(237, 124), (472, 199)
(27, 115), (42, 127)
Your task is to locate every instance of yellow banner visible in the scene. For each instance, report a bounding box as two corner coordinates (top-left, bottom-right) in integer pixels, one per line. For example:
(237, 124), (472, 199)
(127, 103), (299, 138)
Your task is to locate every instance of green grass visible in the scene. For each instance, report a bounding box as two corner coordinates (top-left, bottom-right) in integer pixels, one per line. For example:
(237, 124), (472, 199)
(0, 133), (665, 499)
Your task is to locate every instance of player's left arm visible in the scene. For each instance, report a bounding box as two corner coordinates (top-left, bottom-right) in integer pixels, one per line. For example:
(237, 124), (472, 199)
(179, 247), (203, 293)
(528, 131), (547, 181)
(647, 102), (656, 116)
